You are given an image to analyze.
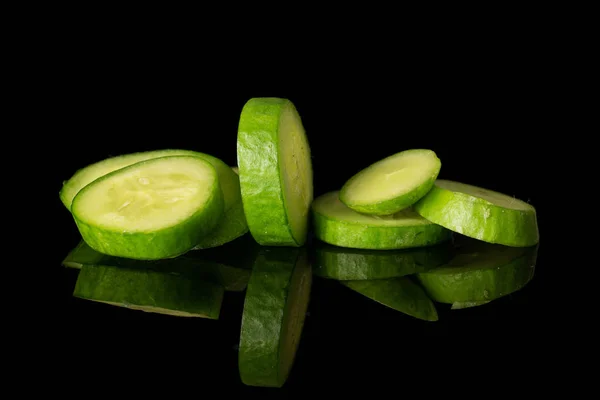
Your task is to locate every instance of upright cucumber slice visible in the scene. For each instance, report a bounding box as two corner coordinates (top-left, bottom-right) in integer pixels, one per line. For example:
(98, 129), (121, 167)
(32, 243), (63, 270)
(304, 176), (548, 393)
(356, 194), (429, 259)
(237, 97), (313, 247)
(312, 241), (452, 280)
(238, 248), (312, 387)
(340, 149), (441, 215)
(312, 191), (452, 250)
(414, 179), (539, 247)
(73, 264), (225, 318)
(342, 277), (438, 321)
(62, 240), (251, 291)
(416, 236), (538, 304)
(72, 155), (224, 260)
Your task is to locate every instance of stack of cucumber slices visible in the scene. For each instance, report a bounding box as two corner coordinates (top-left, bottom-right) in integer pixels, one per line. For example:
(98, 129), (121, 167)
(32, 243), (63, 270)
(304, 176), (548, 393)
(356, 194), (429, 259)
(60, 97), (540, 388)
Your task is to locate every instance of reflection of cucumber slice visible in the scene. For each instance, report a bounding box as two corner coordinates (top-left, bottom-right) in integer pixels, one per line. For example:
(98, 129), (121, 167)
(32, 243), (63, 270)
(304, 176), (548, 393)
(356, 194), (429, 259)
(312, 241), (452, 280)
(414, 179), (539, 247)
(73, 264), (225, 318)
(342, 277), (438, 321)
(238, 248), (312, 387)
(72, 156), (224, 260)
(237, 97), (313, 247)
(416, 237), (538, 303)
(451, 301), (490, 309)
(62, 240), (251, 291)
(340, 149), (441, 215)
(312, 191), (452, 250)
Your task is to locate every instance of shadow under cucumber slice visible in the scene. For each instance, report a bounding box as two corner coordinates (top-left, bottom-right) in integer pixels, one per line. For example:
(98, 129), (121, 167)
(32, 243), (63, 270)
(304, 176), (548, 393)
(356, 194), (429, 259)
(73, 264), (225, 319)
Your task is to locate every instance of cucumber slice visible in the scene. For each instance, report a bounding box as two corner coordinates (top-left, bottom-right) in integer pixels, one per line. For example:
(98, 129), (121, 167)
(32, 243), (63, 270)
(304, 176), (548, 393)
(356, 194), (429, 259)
(312, 191), (452, 250)
(71, 155), (224, 260)
(340, 149), (441, 215)
(192, 199), (248, 249)
(73, 264), (225, 318)
(312, 241), (452, 280)
(238, 247), (312, 387)
(237, 97), (313, 247)
(415, 236), (538, 304)
(414, 179), (539, 247)
(62, 240), (251, 291)
(342, 277), (438, 321)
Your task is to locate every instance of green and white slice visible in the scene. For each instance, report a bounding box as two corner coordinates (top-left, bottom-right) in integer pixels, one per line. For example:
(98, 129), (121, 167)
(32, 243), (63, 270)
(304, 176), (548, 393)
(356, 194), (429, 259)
(342, 277), (438, 322)
(414, 179), (539, 247)
(238, 248), (312, 388)
(312, 191), (452, 250)
(313, 241), (452, 280)
(340, 149), (441, 215)
(62, 239), (251, 291)
(73, 264), (225, 318)
(237, 97), (313, 247)
(72, 155), (224, 260)
(416, 236), (538, 304)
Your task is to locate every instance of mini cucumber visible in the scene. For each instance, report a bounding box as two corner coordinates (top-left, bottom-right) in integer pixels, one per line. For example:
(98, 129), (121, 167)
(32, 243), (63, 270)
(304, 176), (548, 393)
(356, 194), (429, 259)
(237, 97), (313, 247)
(342, 277), (438, 321)
(340, 149), (441, 215)
(71, 155), (224, 260)
(416, 236), (538, 304)
(238, 248), (312, 387)
(312, 191), (452, 250)
(312, 241), (452, 280)
(73, 264), (225, 318)
(414, 179), (539, 247)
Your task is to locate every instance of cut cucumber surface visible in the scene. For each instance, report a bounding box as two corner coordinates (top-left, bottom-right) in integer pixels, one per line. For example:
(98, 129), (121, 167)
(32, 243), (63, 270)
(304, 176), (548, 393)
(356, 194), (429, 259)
(414, 179), (539, 247)
(340, 149), (441, 215)
(312, 191), (452, 250)
(416, 236), (538, 304)
(71, 155), (224, 260)
(342, 277), (438, 321)
(238, 248), (312, 388)
(73, 264), (225, 318)
(237, 97), (313, 247)
(312, 241), (452, 280)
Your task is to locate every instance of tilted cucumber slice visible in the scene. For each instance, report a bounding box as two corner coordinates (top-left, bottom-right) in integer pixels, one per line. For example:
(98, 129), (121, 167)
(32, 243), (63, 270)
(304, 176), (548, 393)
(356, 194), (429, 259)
(237, 97), (313, 247)
(73, 264), (225, 318)
(62, 240), (251, 291)
(342, 277), (438, 322)
(238, 248), (312, 387)
(72, 156), (224, 260)
(312, 191), (452, 250)
(416, 236), (538, 304)
(312, 241), (452, 280)
(340, 149), (441, 215)
(192, 199), (248, 250)
(414, 179), (539, 247)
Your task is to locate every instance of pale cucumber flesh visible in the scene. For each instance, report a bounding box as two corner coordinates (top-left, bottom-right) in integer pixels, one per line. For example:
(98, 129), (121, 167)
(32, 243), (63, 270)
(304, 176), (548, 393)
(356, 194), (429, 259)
(435, 180), (534, 211)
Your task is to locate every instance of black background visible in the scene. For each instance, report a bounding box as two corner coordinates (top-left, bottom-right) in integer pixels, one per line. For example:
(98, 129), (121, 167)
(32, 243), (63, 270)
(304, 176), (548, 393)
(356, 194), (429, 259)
(44, 28), (555, 396)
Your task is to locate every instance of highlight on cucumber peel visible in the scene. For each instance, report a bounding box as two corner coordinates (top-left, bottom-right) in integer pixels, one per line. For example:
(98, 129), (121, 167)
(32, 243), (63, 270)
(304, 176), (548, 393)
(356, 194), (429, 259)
(73, 263), (225, 318)
(312, 191), (452, 250)
(71, 155), (225, 260)
(63, 240), (251, 292)
(312, 241), (452, 280)
(237, 97), (314, 247)
(342, 277), (438, 321)
(414, 179), (539, 247)
(340, 149), (441, 215)
(416, 236), (538, 304)
(238, 247), (312, 388)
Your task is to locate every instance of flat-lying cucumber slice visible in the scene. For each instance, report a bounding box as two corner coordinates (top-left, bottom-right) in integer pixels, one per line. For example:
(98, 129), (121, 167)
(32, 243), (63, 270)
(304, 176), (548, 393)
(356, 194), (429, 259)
(414, 179), (539, 247)
(237, 97), (313, 247)
(71, 155), (224, 260)
(312, 241), (452, 280)
(238, 248), (312, 387)
(312, 191), (452, 250)
(342, 277), (438, 321)
(62, 240), (251, 291)
(73, 264), (225, 318)
(340, 149), (441, 215)
(416, 236), (538, 304)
